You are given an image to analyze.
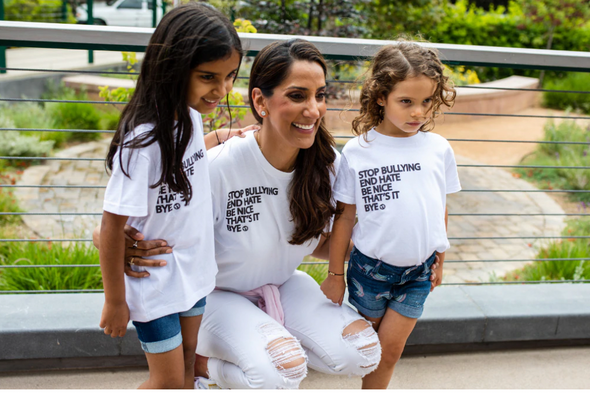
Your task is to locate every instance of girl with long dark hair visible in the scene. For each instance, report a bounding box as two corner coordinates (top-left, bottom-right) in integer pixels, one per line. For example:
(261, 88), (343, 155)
(98, 3), (245, 388)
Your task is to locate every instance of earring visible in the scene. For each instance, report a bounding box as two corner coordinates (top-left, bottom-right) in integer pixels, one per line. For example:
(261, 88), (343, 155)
(260, 110), (266, 117)
(378, 101), (383, 106)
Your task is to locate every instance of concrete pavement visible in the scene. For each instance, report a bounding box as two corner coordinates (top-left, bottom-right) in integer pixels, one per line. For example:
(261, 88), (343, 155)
(1, 346), (588, 389)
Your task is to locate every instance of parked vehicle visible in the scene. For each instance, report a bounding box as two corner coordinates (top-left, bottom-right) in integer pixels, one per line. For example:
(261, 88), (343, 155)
(76, 0), (163, 27)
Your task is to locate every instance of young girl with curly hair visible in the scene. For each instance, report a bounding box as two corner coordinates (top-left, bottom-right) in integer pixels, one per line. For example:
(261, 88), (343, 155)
(321, 41), (461, 388)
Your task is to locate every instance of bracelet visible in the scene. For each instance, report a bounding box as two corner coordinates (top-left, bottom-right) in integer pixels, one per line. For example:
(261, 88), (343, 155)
(214, 129), (222, 145)
(328, 271), (344, 276)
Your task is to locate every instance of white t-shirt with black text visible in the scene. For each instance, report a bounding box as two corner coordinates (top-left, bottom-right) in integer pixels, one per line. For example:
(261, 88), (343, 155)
(334, 129), (461, 267)
(103, 108), (217, 322)
(207, 131), (340, 292)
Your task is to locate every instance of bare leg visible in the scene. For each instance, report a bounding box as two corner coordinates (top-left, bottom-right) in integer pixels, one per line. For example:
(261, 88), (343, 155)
(194, 353), (209, 378)
(361, 308), (418, 389)
(180, 315), (202, 389)
(139, 345), (185, 389)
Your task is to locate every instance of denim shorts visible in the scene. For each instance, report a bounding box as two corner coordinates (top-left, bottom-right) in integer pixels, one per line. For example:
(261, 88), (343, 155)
(132, 296), (206, 354)
(346, 247), (436, 319)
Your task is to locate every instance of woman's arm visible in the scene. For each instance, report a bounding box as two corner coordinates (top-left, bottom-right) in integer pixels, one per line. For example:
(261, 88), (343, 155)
(98, 211), (131, 338)
(320, 202), (356, 305)
(93, 224), (172, 278)
(431, 206), (448, 292)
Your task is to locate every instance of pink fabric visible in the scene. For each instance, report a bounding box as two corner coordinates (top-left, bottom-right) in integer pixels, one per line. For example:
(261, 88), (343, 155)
(238, 284), (284, 326)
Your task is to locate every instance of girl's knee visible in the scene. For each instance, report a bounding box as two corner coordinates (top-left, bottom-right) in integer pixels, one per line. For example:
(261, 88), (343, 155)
(342, 319), (381, 374)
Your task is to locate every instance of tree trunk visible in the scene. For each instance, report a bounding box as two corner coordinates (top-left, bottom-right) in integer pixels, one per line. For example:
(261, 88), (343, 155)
(308, 0), (315, 31)
(317, 0), (323, 33)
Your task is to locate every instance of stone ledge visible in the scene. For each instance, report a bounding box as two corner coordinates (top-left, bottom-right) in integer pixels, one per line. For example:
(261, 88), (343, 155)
(1, 283), (588, 372)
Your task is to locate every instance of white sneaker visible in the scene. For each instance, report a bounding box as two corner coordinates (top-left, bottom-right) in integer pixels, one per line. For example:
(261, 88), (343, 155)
(194, 376), (221, 389)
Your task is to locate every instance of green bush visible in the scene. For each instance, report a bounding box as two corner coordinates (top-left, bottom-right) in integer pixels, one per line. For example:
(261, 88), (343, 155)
(46, 96), (102, 143)
(0, 112), (55, 165)
(4, 0), (76, 23)
(505, 219), (590, 281)
(0, 174), (22, 226)
(0, 240), (102, 291)
(515, 119), (590, 203)
(543, 73), (590, 114)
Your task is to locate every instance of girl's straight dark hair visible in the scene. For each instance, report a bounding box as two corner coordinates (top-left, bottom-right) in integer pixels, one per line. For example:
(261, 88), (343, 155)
(106, 2), (242, 203)
(249, 39), (338, 245)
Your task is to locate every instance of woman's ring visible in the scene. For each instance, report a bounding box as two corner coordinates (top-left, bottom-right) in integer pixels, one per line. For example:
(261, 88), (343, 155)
(132, 240), (138, 249)
(129, 257), (135, 266)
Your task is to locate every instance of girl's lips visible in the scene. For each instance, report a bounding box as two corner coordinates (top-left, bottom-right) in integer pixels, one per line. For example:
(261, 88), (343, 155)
(407, 122), (422, 127)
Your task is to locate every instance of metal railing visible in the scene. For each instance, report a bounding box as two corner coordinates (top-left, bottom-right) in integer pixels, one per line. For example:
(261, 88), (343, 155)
(1, 21), (589, 293)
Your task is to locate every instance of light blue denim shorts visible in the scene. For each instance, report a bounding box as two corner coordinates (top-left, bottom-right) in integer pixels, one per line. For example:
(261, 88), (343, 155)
(132, 296), (206, 354)
(347, 247), (435, 319)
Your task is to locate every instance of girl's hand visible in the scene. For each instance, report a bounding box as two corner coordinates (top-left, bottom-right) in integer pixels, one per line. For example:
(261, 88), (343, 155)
(216, 124), (260, 143)
(123, 225), (172, 279)
(100, 301), (130, 338)
(320, 275), (346, 305)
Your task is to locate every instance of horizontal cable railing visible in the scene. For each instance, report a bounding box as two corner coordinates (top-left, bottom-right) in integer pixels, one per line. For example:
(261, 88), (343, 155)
(0, 22), (589, 292)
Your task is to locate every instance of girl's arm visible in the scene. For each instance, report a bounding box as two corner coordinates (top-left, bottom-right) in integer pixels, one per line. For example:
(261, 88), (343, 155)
(99, 211), (131, 338)
(431, 206), (448, 292)
(320, 202), (356, 305)
(203, 124), (260, 150)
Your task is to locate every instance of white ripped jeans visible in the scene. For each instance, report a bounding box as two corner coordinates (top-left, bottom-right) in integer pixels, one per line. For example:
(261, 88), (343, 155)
(196, 270), (382, 389)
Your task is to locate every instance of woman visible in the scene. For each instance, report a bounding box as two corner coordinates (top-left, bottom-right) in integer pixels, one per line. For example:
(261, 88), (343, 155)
(95, 40), (383, 389)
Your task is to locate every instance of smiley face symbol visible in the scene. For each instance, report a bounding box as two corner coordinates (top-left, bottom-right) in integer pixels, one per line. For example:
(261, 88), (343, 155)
(174, 203), (181, 210)
(243, 226), (249, 231)
(380, 204), (386, 210)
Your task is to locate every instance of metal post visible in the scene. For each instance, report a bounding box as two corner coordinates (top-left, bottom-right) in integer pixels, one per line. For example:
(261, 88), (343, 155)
(0, 0), (5, 74)
(62, 0), (68, 22)
(161, 0), (166, 16)
(87, 0), (94, 64)
(152, 0), (157, 28)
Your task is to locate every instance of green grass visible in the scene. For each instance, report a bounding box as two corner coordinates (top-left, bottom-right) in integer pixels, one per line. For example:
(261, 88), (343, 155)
(298, 257), (329, 285)
(514, 119), (590, 203)
(504, 218), (590, 282)
(0, 238), (102, 291)
(0, 172), (23, 226)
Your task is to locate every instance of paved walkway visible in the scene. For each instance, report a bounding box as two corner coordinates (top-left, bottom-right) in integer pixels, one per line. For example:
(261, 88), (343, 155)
(1, 346), (589, 388)
(14, 136), (565, 283)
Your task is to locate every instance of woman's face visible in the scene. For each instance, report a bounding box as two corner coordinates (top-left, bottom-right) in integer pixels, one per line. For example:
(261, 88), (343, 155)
(258, 60), (327, 150)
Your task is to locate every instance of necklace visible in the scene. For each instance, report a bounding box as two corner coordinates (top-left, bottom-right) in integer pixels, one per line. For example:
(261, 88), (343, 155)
(254, 130), (262, 154)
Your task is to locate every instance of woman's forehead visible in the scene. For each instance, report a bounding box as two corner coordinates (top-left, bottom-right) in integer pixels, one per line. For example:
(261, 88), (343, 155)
(280, 60), (326, 90)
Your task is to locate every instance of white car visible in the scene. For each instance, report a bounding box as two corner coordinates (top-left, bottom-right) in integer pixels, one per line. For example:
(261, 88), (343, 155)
(76, 0), (164, 27)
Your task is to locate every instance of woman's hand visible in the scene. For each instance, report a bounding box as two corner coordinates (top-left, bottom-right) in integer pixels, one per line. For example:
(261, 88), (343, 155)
(430, 253), (443, 292)
(320, 274), (346, 305)
(122, 226), (172, 278)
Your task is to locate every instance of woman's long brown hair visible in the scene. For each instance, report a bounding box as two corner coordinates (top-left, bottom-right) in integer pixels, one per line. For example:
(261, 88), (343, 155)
(248, 39), (338, 245)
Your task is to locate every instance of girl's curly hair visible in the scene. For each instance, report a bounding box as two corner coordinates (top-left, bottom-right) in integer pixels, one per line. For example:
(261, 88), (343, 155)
(352, 41), (456, 137)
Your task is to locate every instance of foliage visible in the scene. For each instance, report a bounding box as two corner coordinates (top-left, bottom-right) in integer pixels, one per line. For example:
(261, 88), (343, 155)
(514, 119), (590, 203)
(4, 0), (77, 23)
(0, 240), (102, 291)
(233, 18), (257, 33)
(202, 90), (249, 132)
(0, 112), (54, 166)
(445, 65), (481, 86)
(543, 73), (590, 115)
(504, 218), (590, 282)
(46, 98), (102, 142)
(235, 0), (367, 37)
(0, 173), (22, 226)
(99, 52), (138, 103)
(298, 259), (329, 285)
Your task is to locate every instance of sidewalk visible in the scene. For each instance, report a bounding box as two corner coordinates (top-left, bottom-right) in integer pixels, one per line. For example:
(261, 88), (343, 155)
(1, 346), (588, 389)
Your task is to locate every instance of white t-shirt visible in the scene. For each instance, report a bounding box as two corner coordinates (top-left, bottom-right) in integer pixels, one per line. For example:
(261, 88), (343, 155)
(103, 108), (217, 322)
(207, 131), (340, 292)
(334, 129), (461, 267)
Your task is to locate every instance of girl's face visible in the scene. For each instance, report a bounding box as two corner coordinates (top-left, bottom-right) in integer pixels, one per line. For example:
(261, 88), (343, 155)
(187, 50), (241, 114)
(256, 60), (327, 150)
(377, 74), (436, 138)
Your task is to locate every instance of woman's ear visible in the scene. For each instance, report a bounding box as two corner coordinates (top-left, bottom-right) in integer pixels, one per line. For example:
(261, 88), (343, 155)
(251, 88), (268, 118)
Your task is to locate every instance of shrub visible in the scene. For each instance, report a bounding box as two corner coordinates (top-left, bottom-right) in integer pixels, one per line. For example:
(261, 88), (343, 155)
(504, 218), (590, 281)
(516, 119), (590, 203)
(0, 240), (102, 291)
(543, 73), (590, 114)
(0, 173), (22, 226)
(46, 99), (102, 142)
(0, 112), (54, 164)
(4, 0), (76, 23)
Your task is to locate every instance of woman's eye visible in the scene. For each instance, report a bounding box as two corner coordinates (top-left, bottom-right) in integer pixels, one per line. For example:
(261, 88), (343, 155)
(289, 93), (304, 100)
(200, 75), (214, 81)
(316, 92), (326, 100)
